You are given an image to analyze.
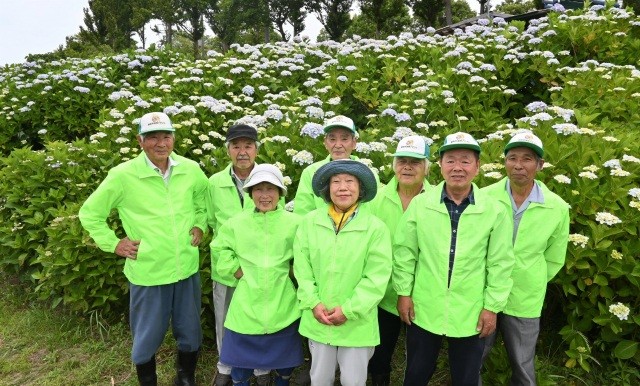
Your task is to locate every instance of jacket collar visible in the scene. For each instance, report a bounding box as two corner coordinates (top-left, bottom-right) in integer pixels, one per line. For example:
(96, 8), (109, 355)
(498, 177), (551, 209)
(424, 181), (486, 214)
(383, 176), (429, 206)
(218, 163), (236, 187)
(314, 204), (369, 232)
(135, 152), (184, 179)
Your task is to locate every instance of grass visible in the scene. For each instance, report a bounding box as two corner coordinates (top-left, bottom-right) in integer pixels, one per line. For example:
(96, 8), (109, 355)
(1, 271), (637, 385)
(0, 273), (217, 386)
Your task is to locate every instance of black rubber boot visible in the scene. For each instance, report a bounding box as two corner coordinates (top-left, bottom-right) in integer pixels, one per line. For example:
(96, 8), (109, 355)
(292, 365), (310, 386)
(371, 373), (391, 386)
(255, 372), (273, 386)
(136, 356), (157, 386)
(174, 350), (199, 386)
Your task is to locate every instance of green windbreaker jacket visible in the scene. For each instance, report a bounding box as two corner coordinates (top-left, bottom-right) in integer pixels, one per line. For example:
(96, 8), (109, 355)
(212, 208), (302, 334)
(393, 182), (515, 337)
(482, 178), (570, 317)
(370, 176), (431, 316)
(79, 152), (208, 286)
(294, 207), (391, 346)
(207, 163), (255, 286)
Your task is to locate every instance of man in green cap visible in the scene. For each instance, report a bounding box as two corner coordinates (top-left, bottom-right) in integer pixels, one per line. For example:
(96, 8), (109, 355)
(480, 131), (569, 386)
(393, 132), (515, 386)
(294, 115), (379, 215)
(80, 112), (208, 386)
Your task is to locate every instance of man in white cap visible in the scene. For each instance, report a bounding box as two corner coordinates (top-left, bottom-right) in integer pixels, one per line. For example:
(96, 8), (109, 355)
(294, 115), (378, 215)
(367, 135), (431, 386)
(79, 112), (208, 386)
(207, 123), (261, 386)
(393, 132), (514, 386)
(480, 131), (569, 386)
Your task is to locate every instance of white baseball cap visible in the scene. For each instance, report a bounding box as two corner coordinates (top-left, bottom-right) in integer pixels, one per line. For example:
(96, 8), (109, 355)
(438, 132), (481, 155)
(323, 115), (356, 135)
(505, 131), (544, 157)
(393, 135), (430, 159)
(243, 164), (287, 195)
(138, 112), (175, 135)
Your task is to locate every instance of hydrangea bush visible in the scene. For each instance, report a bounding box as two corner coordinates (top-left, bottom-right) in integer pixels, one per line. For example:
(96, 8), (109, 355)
(0, 6), (638, 369)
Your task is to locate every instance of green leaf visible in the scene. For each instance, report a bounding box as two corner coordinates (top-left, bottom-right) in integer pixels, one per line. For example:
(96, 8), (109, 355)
(613, 340), (638, 360)
(593, 275), (608, 286)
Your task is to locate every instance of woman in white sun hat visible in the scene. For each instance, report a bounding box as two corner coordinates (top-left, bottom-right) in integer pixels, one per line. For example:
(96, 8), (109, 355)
(211, 164), (303, 386)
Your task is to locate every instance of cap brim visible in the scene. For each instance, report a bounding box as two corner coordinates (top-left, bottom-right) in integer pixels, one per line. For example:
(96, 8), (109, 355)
(323, 124), (356, 134)
(504, 142), (543, 158)
(438, 143), (481, 155)
(226, 134), (258, 142)
(243, 176), (286, 195)
(392, 151), (428, 159)
(312, 161), (377, 203)
(139, 127), (175, 134)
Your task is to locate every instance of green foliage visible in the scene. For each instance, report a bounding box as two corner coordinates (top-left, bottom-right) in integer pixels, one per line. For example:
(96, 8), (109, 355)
(441, 0), (477, 26)
(1, 5), (640, 374)
(80, 0), (138, 51)
(356, 0), (412, 38)
(408, 0), (446, 28)
(307, 0), (354, 41)
(494, 0), (538, 15)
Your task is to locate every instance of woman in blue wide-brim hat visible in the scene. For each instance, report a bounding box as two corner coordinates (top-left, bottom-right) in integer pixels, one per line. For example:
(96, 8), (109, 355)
(293, 159), (392, 386)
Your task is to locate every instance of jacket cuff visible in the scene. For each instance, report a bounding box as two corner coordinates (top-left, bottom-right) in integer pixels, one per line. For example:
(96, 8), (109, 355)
(342, 304), (358, 321)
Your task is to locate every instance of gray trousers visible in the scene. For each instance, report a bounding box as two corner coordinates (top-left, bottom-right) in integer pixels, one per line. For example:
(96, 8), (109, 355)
(129, 273), (202, 365)
(213, 281), (235, 374)
(308, 339), (374, 386)
(481, 314), (540, 386)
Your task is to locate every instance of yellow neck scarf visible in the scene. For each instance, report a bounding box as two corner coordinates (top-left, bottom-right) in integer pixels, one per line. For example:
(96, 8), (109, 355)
(328, 203), (358, 232)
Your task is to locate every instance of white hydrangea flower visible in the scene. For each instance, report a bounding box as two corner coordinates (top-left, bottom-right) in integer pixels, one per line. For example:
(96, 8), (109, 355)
(553, 174), (571, 184)
(484, 172), (503, 179)
(622, 154), (640, 163)
(603, 159), (621, 169)
(609, 302), (630, 321)
(285, 200), (295, 212)
(481, 163), (504, 172)
(611, 169), (630, 177)
(583, 165), (599, 172)
(569, 234), (589, 248)
(578, 171), (598, 180)
(292, 150), (314, 165)
(595, 212), (622, 226)
(610, 250), (623, 260)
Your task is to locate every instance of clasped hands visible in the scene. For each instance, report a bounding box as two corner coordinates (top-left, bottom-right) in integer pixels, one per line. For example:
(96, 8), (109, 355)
(312, 303), (347, 326)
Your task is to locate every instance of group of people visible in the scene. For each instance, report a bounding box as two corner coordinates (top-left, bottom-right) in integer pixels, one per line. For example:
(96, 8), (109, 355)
(79, 111), (570, 386)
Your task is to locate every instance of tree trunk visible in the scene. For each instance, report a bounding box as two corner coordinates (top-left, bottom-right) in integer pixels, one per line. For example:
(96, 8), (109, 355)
(138, 28), (146, 48)
(264, 24), (270, 43)
(165, 21), (173, 48)
(193, 38), (199, 59)
(278, 23), (288, 41)
(445, 0), (453, 25)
